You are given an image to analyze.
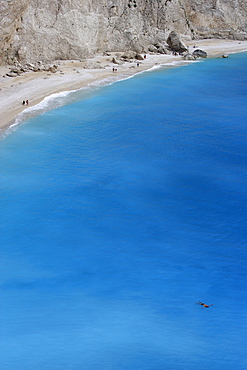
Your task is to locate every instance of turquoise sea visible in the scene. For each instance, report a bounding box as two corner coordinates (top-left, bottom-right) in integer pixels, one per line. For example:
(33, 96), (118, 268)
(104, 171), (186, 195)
(1, 53), (247, 369)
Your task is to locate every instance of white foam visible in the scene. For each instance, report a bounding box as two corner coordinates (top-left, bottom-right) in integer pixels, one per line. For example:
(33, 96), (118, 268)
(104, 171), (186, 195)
(17, 90), (77, 122)
(1, 89), (81, 138)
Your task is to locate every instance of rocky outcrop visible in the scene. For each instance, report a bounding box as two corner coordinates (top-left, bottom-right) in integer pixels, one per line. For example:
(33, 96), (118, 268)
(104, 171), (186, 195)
(183, 53), (197, 61)
(0, 0), (247, 65)
(4, 61), (59, 77)
(192, 49), (207, 58)
(183, 49), (208, 60)
(166, 31), (188, 53)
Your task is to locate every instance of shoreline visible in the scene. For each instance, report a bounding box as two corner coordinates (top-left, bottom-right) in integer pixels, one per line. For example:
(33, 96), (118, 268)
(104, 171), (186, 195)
(1, 39), (247, 135)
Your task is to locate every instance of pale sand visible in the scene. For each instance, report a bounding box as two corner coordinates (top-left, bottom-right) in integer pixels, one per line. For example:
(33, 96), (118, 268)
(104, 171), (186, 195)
(1, 39), (247, 133)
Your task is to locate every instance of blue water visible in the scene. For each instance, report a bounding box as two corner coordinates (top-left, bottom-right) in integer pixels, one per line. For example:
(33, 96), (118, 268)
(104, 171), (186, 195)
(1, 53), (247, 369)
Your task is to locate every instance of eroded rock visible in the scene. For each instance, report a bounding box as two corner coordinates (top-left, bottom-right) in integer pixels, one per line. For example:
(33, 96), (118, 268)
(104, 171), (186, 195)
(166, 31), (188, 53)
(148, 45), (157, 53)
(192, 49), (207, 58)
(135, 54), (144, 60)
(183, 53), (197, 60)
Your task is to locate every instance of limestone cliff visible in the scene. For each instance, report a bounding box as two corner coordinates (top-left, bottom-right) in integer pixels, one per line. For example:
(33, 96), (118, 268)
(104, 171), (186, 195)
(0, 0), (246, 64)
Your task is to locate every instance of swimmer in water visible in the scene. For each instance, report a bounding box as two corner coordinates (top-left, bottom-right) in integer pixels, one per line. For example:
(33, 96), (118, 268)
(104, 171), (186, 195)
(196, 301), (213, 308)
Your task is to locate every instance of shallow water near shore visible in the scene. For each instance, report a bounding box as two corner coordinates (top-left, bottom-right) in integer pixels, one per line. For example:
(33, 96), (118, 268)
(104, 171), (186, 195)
(1, 53), (247, 369)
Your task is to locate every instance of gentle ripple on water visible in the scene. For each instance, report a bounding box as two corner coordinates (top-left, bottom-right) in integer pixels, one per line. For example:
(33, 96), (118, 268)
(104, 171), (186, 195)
(0, 53), (247, 369)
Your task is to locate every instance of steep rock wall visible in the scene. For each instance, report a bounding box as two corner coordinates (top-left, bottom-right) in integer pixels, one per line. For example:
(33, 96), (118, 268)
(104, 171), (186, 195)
(0, 0), (246, 64)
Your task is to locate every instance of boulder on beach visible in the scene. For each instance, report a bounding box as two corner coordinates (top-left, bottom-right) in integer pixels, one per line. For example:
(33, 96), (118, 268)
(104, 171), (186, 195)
(48, 65), (58, 73)
(166, 31), (188, 53)
(192, 49), (207, 58)
(112, 57), (120, 64)
(147, 43), (171, 54)
(135, 54), (144, 60)
(6, 72), (19, 77)
(155, 43), (170, 54)
(183, 53), (197, 60)
(121, 51), (136, 60)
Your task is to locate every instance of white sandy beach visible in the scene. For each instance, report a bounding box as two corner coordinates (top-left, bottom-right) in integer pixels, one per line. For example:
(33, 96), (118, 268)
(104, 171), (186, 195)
(1, 39), (247, 133)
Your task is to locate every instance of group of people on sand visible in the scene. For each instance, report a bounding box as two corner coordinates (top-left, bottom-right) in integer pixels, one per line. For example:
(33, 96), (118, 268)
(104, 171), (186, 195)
(22, 100), (29, 105)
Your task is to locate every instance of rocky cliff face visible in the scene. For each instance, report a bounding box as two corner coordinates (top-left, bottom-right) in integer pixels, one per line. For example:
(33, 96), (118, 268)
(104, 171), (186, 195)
(0, 0), (247, 64)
